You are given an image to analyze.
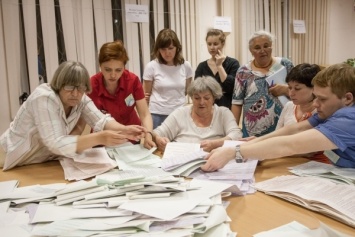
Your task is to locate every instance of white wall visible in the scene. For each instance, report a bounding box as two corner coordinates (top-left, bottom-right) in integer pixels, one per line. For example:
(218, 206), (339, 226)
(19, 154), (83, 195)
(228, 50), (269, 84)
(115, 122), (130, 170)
(196, 0), (219, 63)
(327, 0), (355, 64)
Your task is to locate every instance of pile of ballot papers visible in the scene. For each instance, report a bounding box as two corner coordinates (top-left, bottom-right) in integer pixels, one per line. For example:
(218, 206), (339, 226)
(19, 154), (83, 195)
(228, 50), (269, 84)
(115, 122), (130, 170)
(0, 169), (237, 236)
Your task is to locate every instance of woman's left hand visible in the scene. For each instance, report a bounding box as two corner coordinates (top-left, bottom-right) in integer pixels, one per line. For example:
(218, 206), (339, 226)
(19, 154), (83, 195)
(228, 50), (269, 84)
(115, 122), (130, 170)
(200, 140), (216, 152)
(143, 135), (156, 150)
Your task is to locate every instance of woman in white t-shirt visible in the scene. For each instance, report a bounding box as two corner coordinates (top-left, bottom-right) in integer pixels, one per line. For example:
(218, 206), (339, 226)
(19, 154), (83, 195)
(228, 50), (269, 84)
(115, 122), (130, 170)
(143, 29), (193, 129)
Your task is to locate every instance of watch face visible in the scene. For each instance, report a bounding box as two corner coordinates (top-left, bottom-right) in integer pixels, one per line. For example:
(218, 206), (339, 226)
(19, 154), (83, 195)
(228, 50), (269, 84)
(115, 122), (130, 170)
(235, 145), (243, 163)
(235, 157), (243, 163)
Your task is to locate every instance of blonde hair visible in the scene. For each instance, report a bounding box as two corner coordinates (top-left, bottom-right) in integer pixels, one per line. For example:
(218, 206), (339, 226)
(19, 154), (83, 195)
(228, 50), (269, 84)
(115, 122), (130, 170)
(312, 63), (355, 99)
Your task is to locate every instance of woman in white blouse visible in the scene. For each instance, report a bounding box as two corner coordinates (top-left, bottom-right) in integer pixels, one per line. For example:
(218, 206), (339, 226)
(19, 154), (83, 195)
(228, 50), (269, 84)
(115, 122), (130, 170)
(0, 61), (145, 170)
(152, 76), (242, 152)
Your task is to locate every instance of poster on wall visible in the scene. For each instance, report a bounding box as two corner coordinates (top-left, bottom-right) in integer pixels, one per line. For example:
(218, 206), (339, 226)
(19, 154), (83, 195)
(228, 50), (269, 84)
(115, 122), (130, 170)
(293, 20), (306, 34)
(214, 17), (232, 33)
(125, 4), (149, 23)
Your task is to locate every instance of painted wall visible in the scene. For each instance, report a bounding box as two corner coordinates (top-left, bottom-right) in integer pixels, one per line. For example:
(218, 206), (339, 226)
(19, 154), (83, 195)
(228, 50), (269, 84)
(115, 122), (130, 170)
(327, 0), (355, 64)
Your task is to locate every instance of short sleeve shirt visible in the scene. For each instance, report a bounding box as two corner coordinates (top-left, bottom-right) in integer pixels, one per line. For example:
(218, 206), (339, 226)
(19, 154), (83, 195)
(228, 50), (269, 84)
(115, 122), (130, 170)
(89, 70), (145, 126)
(232, 57), (294, 137)
(143, 60), (193, 115)
(308, 106), (355, 168)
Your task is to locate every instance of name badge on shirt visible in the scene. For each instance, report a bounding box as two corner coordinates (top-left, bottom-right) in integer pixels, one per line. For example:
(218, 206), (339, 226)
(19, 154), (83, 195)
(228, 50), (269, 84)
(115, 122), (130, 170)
(125, 94), (135, 107)
(323, 150), (340, 164)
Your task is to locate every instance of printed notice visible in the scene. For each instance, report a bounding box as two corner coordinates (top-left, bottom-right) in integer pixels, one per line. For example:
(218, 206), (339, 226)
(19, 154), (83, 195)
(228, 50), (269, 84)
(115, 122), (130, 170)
(293, 20), (306, 34)
(214, 16), (232, 33)
(125, 4), (149, 23)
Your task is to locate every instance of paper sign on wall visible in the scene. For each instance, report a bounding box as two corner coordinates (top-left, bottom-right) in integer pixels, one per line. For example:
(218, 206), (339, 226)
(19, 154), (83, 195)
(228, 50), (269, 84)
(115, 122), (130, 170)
(125, 4), (149, 23)
(214, 17), (232, 33)
(293, 20), (306, 34)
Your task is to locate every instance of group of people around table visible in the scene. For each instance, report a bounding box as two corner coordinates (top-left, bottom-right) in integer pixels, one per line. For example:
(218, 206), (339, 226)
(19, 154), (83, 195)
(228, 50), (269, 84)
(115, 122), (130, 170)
(1, 28), (355, 173)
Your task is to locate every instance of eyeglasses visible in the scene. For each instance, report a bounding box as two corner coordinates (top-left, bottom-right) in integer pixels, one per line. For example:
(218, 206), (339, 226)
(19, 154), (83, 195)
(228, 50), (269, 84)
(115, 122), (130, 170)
(63, 85), (87, 92)
(252, 46), (272, 53)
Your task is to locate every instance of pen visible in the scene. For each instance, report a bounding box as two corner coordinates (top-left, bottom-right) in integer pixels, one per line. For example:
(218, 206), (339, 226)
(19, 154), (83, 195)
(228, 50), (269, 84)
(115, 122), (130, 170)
(270, 80), (274, 87)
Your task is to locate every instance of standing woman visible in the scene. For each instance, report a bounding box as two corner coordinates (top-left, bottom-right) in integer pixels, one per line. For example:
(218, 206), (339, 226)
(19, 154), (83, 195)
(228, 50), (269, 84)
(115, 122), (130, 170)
(143, 28), (193, 129)
(232, 30), (294, 137)
(195, 29), (240, 109)
(89, 41), (156, 149)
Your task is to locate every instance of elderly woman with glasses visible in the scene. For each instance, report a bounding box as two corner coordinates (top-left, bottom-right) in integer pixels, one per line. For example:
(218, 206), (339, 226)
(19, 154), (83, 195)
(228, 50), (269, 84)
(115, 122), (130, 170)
(232, 30), (294, 138)
(0, 61), (146, 170)
(152, 76), (242, 152)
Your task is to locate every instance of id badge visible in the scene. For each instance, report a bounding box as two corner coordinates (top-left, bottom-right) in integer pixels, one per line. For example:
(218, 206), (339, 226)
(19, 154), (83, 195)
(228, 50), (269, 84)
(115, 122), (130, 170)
(125, 94), (135, 106)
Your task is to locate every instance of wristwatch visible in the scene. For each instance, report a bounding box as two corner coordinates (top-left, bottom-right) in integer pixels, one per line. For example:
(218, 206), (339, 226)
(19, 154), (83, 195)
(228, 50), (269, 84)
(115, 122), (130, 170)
(235, 145), (244, 163)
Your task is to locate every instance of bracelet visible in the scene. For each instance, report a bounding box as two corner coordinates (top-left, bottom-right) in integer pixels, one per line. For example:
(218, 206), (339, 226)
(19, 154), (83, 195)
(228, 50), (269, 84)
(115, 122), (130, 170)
(146, 131), (153, 137)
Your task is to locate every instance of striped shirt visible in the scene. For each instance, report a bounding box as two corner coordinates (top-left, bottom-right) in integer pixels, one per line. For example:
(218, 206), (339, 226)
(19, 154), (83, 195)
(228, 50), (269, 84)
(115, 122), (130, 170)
(0, 83), (113, 170)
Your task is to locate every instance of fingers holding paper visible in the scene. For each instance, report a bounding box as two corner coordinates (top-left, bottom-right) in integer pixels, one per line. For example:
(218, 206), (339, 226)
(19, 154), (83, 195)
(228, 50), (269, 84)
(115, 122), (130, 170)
(201, 147), (235, 172)
(122, 125), (147, 141)
(155, 136), (170, 151)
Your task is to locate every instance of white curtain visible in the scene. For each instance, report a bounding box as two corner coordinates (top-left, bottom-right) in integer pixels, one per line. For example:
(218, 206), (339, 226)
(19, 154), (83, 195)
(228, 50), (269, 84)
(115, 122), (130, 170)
(221, 0), (329, 66)
(0, 0), (330, 134)
(289, 0), (329, 65)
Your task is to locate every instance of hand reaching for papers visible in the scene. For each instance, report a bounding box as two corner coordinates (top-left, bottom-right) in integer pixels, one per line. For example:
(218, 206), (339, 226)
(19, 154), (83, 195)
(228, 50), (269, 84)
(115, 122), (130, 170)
(121, 125), (147, 141)
(99, 130), (129, 146)
(201, 147), (235, 172)
(200, 140), (219, 152)
(155, 136), (170, 151)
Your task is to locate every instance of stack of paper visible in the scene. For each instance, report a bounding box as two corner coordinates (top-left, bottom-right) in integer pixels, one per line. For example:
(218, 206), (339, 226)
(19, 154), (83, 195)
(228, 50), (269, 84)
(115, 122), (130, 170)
(288, 161), (355, 185)
(189, 140), (257, 195)
(0, 178), (236, 236)
(254, 175), (355, 228)
(161, 149), (209, 177)
(60, 147), (117, 181)
(107, 143), (162, 170)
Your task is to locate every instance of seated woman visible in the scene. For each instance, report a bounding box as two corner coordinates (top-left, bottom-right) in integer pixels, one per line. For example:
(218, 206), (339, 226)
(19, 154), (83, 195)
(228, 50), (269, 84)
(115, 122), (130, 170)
(276, 63), (330, 163)
(152, 76), (242, 152)
(0, 61), (146, 170)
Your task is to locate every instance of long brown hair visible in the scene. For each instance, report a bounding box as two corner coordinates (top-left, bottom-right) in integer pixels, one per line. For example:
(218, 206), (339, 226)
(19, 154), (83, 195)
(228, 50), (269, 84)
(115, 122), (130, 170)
(152, 29), (184, 65)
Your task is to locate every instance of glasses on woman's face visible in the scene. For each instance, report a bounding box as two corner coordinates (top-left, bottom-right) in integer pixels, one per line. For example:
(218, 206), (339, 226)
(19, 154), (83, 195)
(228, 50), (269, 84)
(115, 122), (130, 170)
(63, 85), (87, 93)
(252, 46), (272, 53)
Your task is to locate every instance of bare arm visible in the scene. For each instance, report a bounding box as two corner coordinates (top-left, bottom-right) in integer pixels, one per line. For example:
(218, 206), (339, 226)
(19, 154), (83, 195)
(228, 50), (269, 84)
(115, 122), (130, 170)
(231, 104), (242, 125)
(202, 128), (337, 171)
(248, 120), (313, 144)
(200, 137), (231, 152)
(135, 98), (156, 149)
(76, 130), (128, 153)
(185, 77), (192, 95)
(215, 50), (227, 83)
(143, 80), (153, 104)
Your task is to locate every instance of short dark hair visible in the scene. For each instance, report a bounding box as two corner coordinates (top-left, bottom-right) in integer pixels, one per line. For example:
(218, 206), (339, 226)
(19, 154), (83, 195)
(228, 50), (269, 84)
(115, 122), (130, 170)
(286, 63), (321, 88)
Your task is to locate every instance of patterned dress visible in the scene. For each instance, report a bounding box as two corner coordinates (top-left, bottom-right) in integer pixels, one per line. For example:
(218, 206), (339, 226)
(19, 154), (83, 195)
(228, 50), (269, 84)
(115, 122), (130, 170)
(232, 57), (293, 137)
